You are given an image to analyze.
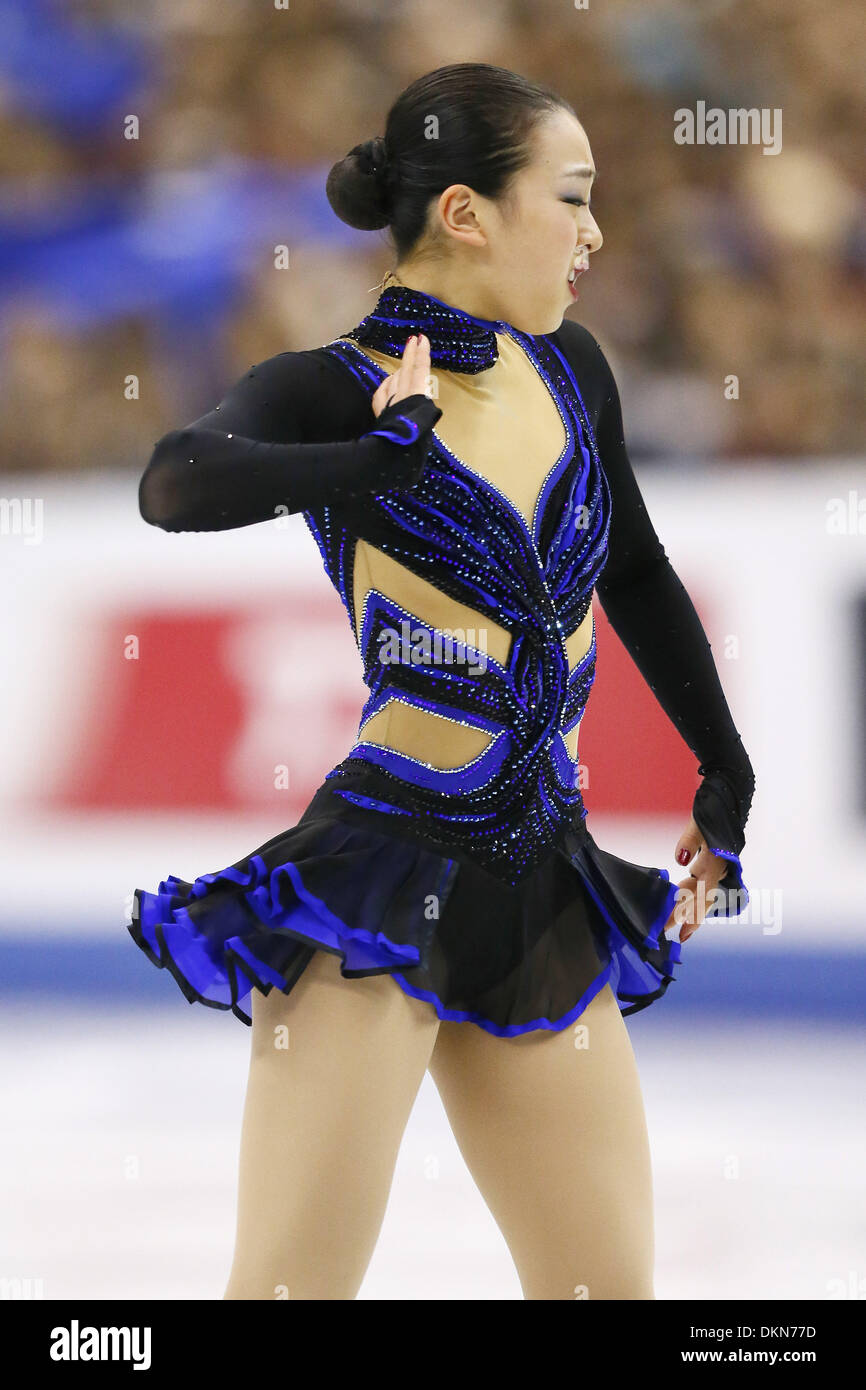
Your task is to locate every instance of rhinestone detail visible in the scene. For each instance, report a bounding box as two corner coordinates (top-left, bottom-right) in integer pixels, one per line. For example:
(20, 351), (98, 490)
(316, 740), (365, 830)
(300, 286), (612, 886)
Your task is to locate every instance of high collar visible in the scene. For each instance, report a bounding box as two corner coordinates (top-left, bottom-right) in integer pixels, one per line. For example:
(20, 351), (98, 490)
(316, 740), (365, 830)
(347, 283), (503, 374)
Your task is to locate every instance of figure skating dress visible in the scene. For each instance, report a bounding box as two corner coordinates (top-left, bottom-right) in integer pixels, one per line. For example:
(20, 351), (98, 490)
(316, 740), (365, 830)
(127, 284), (755, 1037)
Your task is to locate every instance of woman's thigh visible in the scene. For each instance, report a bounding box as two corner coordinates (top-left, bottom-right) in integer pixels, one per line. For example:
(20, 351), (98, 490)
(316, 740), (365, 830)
(427, 980), (656, 1300)
(224, 950), (440, 1300)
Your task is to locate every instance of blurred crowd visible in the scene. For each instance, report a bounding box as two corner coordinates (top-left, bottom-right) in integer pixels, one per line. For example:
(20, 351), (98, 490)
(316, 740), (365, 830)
(0, 0), (863, 476)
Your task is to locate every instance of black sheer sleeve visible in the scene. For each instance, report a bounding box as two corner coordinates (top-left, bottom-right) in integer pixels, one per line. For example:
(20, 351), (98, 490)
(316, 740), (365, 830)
(553, 320), (755, 909)
(138, 349), (442, 533)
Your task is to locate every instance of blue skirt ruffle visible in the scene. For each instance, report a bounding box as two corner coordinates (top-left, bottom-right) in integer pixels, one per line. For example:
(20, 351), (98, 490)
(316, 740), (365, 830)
(128, 780), (683, 1038)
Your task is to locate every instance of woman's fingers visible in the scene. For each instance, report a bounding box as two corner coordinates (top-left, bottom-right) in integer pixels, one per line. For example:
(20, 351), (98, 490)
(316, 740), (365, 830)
(691, 845), (724, 885)
(371, 338), (410, 416)
(678, 879), (701, 943)
(668, 814), (730, 942)
(674, 815), (703, 868)
(396, 334), (429, 399)
(371, 367), (400, 417)
(370, 334), (431, 417)
(411, 334), (430, 395)
(665, 860), (729, 942)
(399, 334), (419, 398)
(661, 875), (701, 941)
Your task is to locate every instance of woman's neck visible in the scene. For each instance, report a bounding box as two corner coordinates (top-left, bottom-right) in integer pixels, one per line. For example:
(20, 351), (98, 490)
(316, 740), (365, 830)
(387, 266), (503, 327)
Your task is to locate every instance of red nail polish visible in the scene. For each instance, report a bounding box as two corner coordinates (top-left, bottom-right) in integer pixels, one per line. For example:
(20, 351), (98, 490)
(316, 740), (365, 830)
(677, 848), (690, 865)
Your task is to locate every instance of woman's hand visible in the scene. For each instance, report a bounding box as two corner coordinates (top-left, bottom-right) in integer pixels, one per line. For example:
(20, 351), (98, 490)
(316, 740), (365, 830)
(371, 334), (432, 418)
(664, 815), (729, 944)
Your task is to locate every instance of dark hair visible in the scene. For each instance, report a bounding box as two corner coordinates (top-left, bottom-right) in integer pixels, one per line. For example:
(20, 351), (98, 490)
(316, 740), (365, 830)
(325, 63), (576, 261)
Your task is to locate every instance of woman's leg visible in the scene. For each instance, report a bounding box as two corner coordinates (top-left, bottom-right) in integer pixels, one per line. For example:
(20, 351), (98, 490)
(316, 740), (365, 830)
(427, 980), (656, 1300)
(223, 949), (440, 1300)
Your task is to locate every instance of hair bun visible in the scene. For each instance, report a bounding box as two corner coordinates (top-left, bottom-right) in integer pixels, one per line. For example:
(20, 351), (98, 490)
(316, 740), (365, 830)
(326, 135), (394, 231)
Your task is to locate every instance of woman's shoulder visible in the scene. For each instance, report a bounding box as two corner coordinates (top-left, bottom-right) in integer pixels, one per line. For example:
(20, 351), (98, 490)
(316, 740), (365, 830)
(233, 341), (374, 438)
(542, 316), (618, 420)
(244, 341), (366, 393)
(544, 316), (609, 374)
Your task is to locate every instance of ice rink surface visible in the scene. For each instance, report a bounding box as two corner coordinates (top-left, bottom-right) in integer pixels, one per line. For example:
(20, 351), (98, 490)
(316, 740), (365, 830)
(2, 992), (863, 1302)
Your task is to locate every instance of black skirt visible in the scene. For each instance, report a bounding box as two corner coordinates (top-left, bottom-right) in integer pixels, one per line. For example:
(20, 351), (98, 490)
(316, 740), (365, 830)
(128, 771), (683, 1038)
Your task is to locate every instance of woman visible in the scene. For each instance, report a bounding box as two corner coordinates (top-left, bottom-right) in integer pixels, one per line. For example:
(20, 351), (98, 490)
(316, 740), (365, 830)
(129, 62), (755, 1300)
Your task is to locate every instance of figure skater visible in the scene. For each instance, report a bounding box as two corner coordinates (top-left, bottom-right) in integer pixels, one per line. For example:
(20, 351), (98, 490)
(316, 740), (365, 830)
(129, 62), (755, 1301)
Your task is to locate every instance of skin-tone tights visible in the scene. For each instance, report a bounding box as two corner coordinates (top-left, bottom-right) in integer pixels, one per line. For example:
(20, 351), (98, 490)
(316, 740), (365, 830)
(223, 949), (655, 1301)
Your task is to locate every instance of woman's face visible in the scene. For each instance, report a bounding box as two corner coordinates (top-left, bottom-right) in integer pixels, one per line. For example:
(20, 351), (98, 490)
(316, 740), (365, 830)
(483, 107), (602, 334)
(400, 106), (602, 335)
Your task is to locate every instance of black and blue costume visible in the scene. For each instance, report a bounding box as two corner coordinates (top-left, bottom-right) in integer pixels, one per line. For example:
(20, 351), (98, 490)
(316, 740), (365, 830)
(128, 284), (755, 1036)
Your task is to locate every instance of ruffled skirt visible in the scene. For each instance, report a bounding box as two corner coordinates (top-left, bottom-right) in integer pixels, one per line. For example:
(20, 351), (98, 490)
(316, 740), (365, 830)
(128, 777), (682, 1038)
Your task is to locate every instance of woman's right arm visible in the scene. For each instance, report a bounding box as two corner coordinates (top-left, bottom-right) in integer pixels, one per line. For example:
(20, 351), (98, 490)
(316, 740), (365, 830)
(138, 342), (441, 533)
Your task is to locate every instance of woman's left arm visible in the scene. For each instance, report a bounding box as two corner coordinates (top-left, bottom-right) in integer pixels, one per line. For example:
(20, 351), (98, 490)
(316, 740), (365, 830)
(578, 330), (755, 935)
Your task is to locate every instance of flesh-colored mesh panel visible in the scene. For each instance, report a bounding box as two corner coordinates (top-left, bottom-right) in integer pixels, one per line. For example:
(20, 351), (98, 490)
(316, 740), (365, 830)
(345, 335), (593, 771)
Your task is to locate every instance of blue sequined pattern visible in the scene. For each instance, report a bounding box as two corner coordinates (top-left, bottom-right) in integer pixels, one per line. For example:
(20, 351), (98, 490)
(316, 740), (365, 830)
(301, 287), (613, 888)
